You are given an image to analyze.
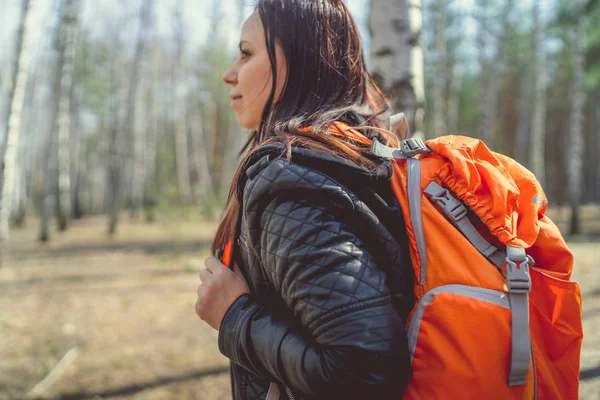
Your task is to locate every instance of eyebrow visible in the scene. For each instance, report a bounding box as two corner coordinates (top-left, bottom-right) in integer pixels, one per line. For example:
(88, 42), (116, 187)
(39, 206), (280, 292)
(239, 40), (250, 49)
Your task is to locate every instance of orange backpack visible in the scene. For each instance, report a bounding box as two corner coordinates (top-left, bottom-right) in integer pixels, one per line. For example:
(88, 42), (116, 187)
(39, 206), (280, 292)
(222, 122), (584, 399)
(327, 122), (583, 399)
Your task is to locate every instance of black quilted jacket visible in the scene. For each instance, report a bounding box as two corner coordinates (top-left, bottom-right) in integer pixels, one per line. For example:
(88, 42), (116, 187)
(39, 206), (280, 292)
(217, 140), (415, 400)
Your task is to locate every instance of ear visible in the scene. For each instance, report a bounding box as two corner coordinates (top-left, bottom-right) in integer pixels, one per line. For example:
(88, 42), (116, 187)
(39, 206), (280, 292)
(389, 113), (410, 140)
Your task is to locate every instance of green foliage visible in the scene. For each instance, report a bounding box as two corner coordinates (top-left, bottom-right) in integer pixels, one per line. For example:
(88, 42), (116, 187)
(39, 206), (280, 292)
(457, 74), (480, 137)
(76, 32), (113, 119)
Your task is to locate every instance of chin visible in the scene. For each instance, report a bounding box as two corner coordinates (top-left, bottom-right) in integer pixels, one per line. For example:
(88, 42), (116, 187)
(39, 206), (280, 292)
(236, 117), (258, 131)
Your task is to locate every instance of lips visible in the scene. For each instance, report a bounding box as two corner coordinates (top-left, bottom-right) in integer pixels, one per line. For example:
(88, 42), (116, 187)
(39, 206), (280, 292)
(230, 95), (242, 108)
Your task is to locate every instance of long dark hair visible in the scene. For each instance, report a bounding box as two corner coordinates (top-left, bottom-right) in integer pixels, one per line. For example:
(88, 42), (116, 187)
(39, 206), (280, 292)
(212, 0), (390, 255)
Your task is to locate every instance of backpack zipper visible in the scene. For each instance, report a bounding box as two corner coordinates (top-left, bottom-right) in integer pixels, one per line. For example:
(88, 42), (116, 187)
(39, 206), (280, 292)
(285, 386), (296, 400)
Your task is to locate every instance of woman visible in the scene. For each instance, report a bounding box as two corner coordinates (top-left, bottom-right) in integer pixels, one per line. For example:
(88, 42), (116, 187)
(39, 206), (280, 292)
(195, 1), (414, 399)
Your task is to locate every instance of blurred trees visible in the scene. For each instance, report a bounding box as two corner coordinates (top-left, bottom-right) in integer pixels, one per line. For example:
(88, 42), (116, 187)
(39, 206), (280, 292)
(0, 0), (598, 252)
(0, 0), (35, 253)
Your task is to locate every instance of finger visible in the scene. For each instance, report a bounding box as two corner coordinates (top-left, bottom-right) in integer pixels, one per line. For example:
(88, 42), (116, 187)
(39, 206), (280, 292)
(205, 257), (229, 275)
(199, 268), (213, 283)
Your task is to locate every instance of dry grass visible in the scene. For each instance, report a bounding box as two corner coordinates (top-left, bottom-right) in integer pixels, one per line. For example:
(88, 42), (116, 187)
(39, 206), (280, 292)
(0, 206), (598, 400)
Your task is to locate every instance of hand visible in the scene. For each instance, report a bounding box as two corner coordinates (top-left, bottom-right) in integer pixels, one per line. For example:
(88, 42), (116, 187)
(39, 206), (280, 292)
(196, 257), (250, 331)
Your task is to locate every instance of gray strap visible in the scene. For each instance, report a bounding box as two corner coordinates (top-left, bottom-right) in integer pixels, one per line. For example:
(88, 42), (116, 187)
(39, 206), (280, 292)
(370, 137), (431, 159)
(408, 158), (428, 284)
(370, 138), (407, 159)
(424, 182), (505, 270)
(424, 182), (532, 386)
(505, 246), (532, 387)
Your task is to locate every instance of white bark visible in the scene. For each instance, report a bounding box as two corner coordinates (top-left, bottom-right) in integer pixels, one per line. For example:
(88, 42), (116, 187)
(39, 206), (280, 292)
(529, 0), (547, 187)
(0, 0), (35, 248)
(433, 0), (447, 137)
(369, 0), (425, 137)
(568, 0), (586, 235)
(56, 0), (79, 230)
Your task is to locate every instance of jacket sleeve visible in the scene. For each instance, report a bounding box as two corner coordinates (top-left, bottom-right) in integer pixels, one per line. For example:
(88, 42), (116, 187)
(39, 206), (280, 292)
(218, 198), (412, 399)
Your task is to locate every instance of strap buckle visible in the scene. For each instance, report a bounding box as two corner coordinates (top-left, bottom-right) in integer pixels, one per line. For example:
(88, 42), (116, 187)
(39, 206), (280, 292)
(401, 138), (431, 157)
(429, 188), (468, 223)
(505, 247), (531, 294)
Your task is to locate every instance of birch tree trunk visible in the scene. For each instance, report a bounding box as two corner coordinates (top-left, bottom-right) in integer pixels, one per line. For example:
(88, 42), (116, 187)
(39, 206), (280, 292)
(0, 0), (34, 251)
(173, 0), (193, 204)
(189, 101), (215, 199)
(143, 44), (159, 222)
(596, 89), (600, 202)
(127, 0), (154, 218)
(475, 0), (490, 142)
(529, 0), (547, 187)
(369, 0), (425, 138)
(446, 61), (461, 135)
(130, 60), (148, 218)
(515, 66), (531, 166)
(40, 31), (64, 242)
(109, 1), (152, 232)
(477, 0), (512, 147)
(568, 0), (586, 235)
(432, 0), (447, 137)
(56, 0), (79, 231)
(107, 57), (125, 235)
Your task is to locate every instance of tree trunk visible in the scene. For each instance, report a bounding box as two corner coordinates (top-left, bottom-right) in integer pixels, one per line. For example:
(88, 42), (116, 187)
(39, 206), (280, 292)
(0, 0), (34, 251)
(56, 0), (79, 231)
(107, 60), (125, 235)
(130, 60), (148, 218)
(475, 0), (490, 142)
(173, 0), (193, 205)
(567, 0), (586, 235)
(369, 0), (425, 138)
(476, 0), (512, 147)
(515, 67), (531, 166)
(130, 0), (153, 218)
(446, 61), (461, 135)
(109, 1), (152, 233)
(144, 44), (160, 222)
(189, 101), (214, 200)
(596, 89), (600, 203)
(433, 0), (447, 137)
(529, 0), (547, 188)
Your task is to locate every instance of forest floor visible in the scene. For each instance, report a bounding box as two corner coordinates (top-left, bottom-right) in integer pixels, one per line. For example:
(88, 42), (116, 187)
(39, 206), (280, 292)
(0, 206), (598, 400)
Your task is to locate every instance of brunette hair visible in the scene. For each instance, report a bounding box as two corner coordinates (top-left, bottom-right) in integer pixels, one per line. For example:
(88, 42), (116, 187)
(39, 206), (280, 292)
(212, 0), (390, 255)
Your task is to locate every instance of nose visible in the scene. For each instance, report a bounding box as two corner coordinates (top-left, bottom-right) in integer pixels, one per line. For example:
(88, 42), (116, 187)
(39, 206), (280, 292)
(222, 65), (237, 86)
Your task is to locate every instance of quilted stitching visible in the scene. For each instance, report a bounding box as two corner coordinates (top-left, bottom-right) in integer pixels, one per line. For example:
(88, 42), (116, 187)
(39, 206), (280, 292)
(224, 149), (413, 400)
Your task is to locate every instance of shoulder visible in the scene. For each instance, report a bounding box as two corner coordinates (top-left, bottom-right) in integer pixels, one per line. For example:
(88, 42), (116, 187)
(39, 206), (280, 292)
(240, 142), (391, 210)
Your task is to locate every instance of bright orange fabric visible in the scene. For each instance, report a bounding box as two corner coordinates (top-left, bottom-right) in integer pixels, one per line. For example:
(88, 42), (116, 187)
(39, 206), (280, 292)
(222, 238), (234, 268)
(324, 128), (583, 399)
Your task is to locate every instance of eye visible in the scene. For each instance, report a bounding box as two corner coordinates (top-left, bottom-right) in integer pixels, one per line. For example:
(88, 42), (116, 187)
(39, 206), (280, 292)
(239, 49), (251, 59)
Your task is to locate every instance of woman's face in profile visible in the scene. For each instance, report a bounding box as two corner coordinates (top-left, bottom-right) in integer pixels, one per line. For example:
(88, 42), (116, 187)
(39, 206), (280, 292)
(222, 11), (287, 131)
